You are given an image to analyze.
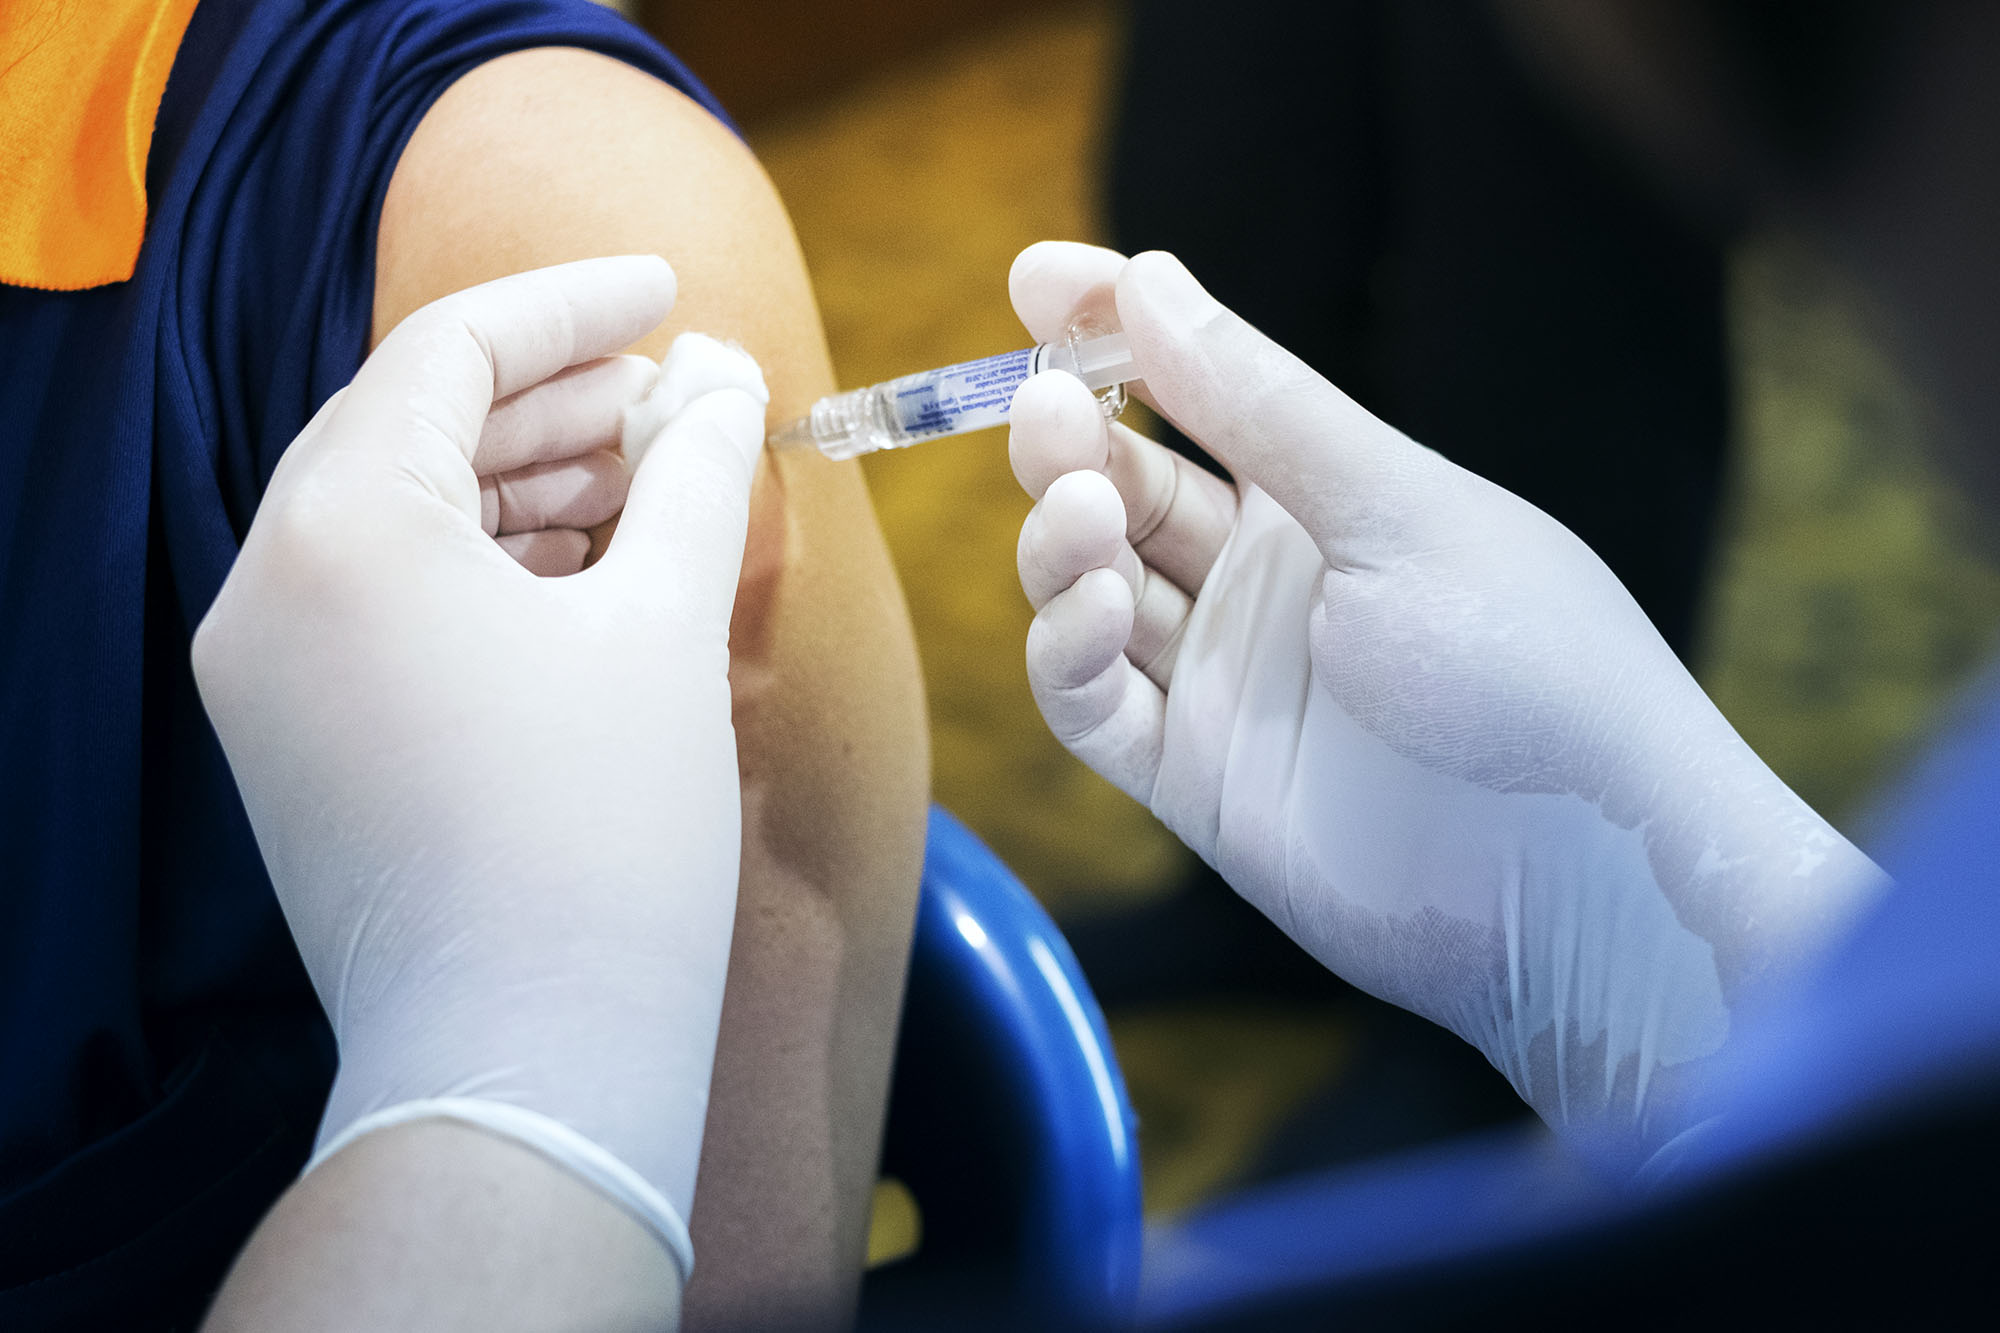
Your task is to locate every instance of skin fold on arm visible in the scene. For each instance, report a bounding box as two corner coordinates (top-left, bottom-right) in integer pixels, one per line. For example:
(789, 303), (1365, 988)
(368, 48), (929, 1327)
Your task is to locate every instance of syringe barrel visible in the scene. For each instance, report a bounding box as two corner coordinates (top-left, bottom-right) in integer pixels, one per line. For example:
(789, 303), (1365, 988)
(879, 345), (1041, 445)
(865, 332), (1132, 444)
(772, 328), (1135, 459)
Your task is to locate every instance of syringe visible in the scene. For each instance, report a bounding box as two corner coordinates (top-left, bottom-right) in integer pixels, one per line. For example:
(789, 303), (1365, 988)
(769, 315), (1134, 461)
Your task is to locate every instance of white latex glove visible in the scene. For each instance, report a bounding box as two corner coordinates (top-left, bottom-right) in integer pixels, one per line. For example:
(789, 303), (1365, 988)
(1009, 242), (1890, 1167)
(475, 331), (657, 578)
(193, 257), (772, 1280)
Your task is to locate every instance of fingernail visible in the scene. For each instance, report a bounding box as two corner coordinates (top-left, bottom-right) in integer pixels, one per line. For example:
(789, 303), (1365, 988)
(619, 353), (662, 398)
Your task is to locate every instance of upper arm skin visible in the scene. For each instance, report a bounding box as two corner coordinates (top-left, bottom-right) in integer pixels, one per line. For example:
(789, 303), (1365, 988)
(204, 1122), (681, 1333)
(371, 48), (928, 1324)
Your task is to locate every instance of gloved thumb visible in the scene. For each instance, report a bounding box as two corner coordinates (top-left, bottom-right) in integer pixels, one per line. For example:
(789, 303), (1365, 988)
(1115, 250), (1447, 563)
(593, 383), (766, 627)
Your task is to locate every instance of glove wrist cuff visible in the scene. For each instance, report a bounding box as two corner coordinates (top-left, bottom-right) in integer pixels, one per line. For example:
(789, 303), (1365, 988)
(307, 1096), (695, 1282)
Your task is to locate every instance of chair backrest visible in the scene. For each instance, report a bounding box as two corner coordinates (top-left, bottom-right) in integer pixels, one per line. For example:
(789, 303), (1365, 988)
(862, 807), (1143, 1330)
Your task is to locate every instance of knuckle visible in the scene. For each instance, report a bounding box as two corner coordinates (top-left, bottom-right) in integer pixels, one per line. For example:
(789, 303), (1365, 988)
(187, 607), (228, 692)
(260, 480), (346, 559)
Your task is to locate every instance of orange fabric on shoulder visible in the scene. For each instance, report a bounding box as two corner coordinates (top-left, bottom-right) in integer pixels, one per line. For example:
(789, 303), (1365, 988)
(0, 0), (202, 291)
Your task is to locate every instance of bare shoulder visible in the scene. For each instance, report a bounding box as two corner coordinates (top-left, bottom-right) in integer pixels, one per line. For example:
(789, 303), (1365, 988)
(373, 43), (927, 881)
(372, 45), (833, 420)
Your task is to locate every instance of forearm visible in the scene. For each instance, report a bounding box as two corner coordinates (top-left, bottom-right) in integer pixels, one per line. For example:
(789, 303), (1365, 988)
(204, 1120), (681, 1332)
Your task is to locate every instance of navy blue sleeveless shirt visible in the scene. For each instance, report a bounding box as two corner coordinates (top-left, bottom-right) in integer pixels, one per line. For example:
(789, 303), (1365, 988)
(0, 2), (722, 1322)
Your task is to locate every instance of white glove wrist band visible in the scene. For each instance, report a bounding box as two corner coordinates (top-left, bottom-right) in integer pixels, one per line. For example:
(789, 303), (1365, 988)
(308, 1097), (696, 1281)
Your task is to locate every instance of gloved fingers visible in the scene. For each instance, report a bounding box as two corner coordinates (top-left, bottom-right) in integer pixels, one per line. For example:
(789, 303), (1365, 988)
(495, 527), (592, 577)
(480, 449), (628, 538)
(621, 335), (771, 474)
(1026, 566), (1166, 803)
(591, 387), (766, 626)
(474, 354), (658, 477)
(1116, 250), (1435, 563)
(1007, 241), (1182, 429)
(1009, 371), (1111, 500)
(595, 335), (769, 616)
(400, 256), (676, 408)
(1106, 420), (1238, 598)
(1011, 371), (1237, 600)
(1009, 241), (1129, 345)
(1126, 558), (1191, 688)
(1018, 469), (1191, 687)
(1018, 469), (1127, 608)
(330, 257), (677, 525)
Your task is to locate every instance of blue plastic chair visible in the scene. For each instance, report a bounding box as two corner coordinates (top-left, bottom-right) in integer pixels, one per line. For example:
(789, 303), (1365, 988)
(861, 807), (1143, 1329)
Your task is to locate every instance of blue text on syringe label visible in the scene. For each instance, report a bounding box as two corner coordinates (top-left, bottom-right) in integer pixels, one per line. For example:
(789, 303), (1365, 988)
(887, 347), (1044, 441)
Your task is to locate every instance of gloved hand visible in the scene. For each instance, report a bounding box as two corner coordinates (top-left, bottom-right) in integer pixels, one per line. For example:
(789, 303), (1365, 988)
(1008, 242), (1890, 1167)
(192, 256), (771, 1280)
(474, 331), (656, 579)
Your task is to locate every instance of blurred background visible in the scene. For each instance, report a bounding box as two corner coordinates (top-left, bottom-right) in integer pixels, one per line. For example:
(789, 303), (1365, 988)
(614, 0), (2000, 1226)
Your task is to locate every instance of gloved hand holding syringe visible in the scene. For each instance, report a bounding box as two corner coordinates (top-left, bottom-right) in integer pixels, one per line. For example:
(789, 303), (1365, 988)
(768, 310), (1134, 459)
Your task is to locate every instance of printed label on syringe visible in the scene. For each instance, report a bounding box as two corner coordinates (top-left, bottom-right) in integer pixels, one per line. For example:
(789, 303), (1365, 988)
(887, 347), (1043, 441)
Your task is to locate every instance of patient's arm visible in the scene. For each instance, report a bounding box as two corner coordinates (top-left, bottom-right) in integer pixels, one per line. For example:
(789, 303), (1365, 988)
(369, 48), (929, 1327)
(205, 1123), (682, 1332)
